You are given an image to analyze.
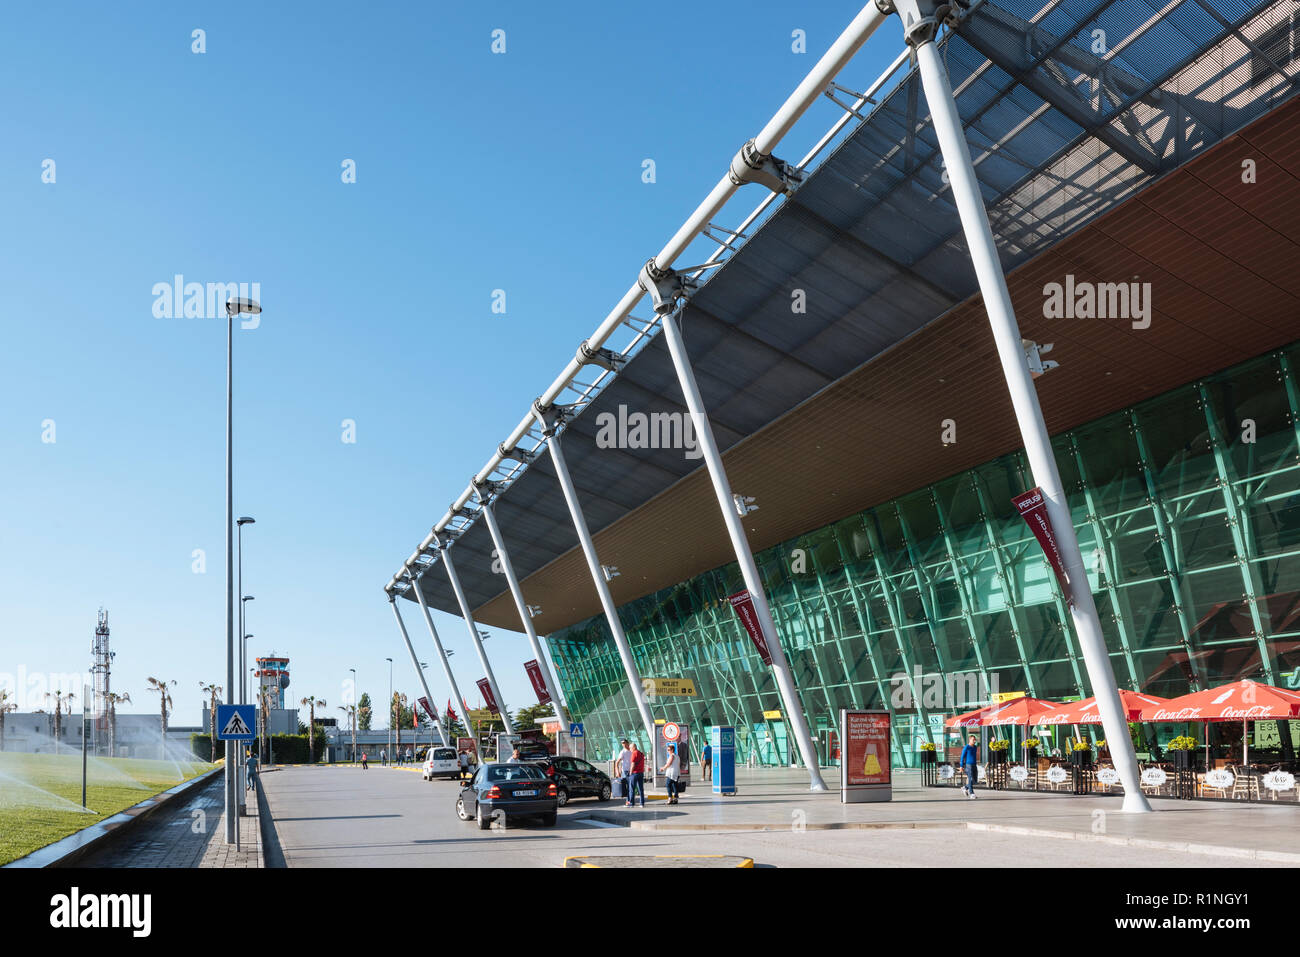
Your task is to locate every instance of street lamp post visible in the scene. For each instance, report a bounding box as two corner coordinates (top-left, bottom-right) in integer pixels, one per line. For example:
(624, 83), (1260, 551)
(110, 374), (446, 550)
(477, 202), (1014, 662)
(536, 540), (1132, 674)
(224, 296), (260, 847)
(349, 668), (357, 762)
(386, 657), (393, 765)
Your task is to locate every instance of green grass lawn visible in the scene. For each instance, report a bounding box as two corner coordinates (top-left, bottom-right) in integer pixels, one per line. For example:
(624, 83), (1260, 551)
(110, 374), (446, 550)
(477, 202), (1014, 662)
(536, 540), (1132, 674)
(0, 751), (214, 865)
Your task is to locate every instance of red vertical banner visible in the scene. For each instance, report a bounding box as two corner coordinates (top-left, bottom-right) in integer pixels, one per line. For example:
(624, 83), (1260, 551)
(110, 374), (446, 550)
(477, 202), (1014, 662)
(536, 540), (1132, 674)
(476, 678), (499, 716)
(1011, 487), (1075, 604)
(524, 659), (551, 704)
(417, 696), (434, 720)
(728, 590), (772, 665)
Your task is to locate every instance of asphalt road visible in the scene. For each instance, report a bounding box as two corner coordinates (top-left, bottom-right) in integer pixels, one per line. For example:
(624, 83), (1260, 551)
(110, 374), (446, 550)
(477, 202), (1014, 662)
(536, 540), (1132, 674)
(259, 766), (1285, 868)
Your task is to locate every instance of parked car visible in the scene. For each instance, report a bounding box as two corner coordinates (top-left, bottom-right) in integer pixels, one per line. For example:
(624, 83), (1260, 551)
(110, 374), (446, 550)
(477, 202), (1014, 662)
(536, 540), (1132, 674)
(529, 755), (612, 806)
(456, 762), (557, 829)
(423, 745), (460, 780)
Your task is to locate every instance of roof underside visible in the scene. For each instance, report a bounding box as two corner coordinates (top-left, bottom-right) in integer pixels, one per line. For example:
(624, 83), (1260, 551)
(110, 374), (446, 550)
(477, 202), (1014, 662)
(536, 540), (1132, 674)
(403, 0), (1300, 629)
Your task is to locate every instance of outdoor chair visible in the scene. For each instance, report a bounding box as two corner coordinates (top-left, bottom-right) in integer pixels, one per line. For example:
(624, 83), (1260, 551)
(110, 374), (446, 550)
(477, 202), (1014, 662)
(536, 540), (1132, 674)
(1229, 766), (1260, 802)
(1197, 772), (1228, 800)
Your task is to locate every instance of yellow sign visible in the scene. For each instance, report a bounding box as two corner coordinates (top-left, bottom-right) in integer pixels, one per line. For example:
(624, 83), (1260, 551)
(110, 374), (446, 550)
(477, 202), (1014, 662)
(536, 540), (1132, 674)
(762, 710), (783, 720)
(645, 678), (697, 697)
(991, 692), (1026, 704)
(466, 709), (495, 725)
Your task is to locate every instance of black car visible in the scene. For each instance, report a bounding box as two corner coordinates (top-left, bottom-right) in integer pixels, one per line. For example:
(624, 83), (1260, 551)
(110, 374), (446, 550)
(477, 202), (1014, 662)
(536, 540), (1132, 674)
(456, 762), (557, 829)
(530, 755), (612, 806)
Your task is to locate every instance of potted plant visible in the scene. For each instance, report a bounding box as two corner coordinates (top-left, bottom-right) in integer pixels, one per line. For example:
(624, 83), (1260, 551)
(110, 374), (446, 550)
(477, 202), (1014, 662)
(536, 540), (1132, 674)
(1069, 739), (1092, 767)
(1096, 738), (1111, 763)
(988, 739), (1010, 764)
(1166, 735), (1198, 771)
(1022, 737), (1040, 765)
(919, 741), (937, 764)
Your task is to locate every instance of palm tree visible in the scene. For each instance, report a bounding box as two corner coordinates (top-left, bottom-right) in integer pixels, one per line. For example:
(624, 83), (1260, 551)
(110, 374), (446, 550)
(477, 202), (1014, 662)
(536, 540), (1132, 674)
(338, 704), (357, 763)
(300, 695), (326, 763)
(45, 691), (75, 754)
(199, 683), (222, 761)
(104, 691), (131, 757)
(146, 677), (176, 759)
(0, 689), (17, 751)
(392, 692), (408, 757)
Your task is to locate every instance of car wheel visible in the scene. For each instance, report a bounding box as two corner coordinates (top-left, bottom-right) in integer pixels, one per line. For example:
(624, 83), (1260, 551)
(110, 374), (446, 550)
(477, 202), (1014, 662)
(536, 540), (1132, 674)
(540, 812), (557, 827)
(456, 797), (471, 821)
(476, 804), (493, 830)
(598, 783), (612, 802)
(556, 787), (569, 807)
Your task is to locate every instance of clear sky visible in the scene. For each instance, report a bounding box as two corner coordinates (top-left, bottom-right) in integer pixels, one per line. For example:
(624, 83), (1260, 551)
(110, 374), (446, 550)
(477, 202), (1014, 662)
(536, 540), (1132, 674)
(0, 2), (905, 727)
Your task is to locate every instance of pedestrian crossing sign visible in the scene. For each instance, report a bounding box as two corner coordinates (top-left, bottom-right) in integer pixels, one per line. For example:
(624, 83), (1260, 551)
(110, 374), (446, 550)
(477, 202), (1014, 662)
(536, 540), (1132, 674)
(217, 704), (256, 740)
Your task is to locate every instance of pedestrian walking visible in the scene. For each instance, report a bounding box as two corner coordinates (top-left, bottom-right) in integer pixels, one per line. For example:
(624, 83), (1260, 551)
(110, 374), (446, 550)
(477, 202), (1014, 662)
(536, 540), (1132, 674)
(458, 749), (470, 781)
(380, 748), (387, 766)
(245, 748), (259, 792)
(701, 741), (713, 783)
(627, 743), (646, 807)
(960, 733), (979, 799)
(406, 747), (413, 765)
(361, 751), (368, 770)
(661, 742), (681, 804)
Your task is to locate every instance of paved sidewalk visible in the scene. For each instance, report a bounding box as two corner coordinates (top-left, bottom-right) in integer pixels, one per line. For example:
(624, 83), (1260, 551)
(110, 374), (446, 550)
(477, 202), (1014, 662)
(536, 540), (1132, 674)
(568, 767), (1300, 862)
(77, 771), (262, 868)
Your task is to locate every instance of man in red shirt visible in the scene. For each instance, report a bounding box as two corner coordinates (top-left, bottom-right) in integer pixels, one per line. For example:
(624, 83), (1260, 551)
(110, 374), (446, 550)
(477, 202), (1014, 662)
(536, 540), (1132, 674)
(626, 743), (647, 807)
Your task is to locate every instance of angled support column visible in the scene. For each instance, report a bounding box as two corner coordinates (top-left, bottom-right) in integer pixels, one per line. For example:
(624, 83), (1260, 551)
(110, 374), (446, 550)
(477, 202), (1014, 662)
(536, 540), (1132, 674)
(658, 309), (827, 791)
(389, 595), (450, 747)
(473, 481), (571, 726)
(407, 570), (481, 759)
(533, 401), (657, 749)
(434, 532), (514, 734)
(892, 0), (1149, 810)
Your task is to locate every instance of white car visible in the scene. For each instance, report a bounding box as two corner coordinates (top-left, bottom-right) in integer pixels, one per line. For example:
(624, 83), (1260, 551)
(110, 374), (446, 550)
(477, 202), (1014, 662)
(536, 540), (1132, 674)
(423, 746), (461, 780)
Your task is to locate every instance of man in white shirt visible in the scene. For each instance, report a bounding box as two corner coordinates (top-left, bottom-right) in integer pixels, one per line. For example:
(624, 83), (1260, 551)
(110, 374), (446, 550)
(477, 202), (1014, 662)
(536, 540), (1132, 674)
(615, 739), (632, 798)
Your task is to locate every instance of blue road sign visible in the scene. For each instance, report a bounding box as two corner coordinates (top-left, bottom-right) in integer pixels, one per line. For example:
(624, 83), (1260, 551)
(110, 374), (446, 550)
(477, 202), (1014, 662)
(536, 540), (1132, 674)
(568, 722), (584, 738)
(217, 704), (256, 740)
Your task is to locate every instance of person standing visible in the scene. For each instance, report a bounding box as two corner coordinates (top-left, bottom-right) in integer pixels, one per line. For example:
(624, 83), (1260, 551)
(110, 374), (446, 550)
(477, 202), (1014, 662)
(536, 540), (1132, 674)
(508, 746), (522, 763)
(959, 733), (979, 799)
(626, 743), (646, 807)
(615, 739), (632, 799)
(701, 741), (713, 784)
(458, 749), (470, 781)
(245, 747), (259, 792)
(661, 742), (682, 804)
(380, 748), (387, 766)
(406, 747), (413, 765)
(361, 751), (368, 770)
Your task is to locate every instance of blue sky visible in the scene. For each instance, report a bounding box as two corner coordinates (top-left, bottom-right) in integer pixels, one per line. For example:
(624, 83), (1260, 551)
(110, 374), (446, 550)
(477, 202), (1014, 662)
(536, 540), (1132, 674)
(0, 2), (904, 726)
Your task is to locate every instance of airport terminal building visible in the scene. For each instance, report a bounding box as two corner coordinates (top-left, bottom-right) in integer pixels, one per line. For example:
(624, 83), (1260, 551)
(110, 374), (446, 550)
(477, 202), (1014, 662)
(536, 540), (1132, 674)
(389, 0), (1300, 773)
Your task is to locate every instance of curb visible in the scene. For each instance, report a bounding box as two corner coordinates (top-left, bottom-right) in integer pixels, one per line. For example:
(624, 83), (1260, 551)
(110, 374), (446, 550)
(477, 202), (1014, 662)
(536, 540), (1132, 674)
(564, 854), (754, 868)
(4, 767), (223, 869)
(964, 821), (1300, 862)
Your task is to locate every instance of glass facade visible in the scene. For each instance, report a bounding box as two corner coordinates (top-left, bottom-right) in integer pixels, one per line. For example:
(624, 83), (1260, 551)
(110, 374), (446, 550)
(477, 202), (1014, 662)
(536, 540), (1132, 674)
(545, 344), (1300, 767)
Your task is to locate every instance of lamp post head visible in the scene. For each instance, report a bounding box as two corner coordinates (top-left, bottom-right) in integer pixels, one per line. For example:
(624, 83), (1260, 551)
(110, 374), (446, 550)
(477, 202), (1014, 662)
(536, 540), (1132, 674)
(238, 516), (256, 526)
(243, 595), (255, 603)
(226, 299), (262, 317)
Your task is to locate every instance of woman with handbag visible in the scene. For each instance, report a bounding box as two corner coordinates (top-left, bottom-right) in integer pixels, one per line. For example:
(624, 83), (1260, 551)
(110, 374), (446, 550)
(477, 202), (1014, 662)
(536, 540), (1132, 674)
(661, 742), (681, 805)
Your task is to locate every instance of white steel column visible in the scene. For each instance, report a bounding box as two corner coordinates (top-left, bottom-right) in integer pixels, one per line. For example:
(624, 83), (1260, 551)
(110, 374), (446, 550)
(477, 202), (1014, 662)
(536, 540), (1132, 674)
(894, 0), (1149, 811)
(434, 536), (514, 734)
(474, 486), (571, 726)
(389, 597), (450, 747)
(535, 403), (657, 749)
(407, 573), (481, 759)
(660, 312), (828, 791)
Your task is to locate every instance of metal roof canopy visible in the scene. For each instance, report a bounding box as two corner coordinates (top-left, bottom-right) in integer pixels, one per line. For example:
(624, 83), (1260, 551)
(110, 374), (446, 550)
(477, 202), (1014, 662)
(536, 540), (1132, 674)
(393, 0), (1300, 623)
